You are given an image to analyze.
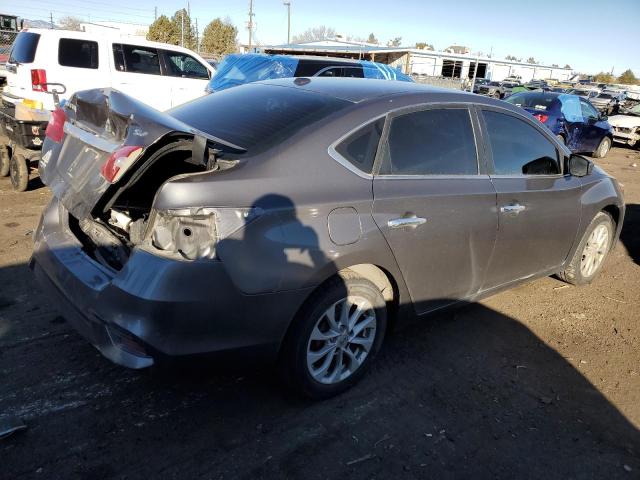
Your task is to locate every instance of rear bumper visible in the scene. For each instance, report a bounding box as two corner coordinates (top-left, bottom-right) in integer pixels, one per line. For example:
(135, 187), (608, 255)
(31, 198), (311, 369)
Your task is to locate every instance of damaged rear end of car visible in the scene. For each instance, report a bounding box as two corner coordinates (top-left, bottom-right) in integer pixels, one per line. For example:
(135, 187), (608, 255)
(39, 88), (247, 271)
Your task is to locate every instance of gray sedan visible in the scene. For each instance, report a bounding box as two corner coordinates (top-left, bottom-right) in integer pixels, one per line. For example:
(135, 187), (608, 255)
(32, 78), (625, 399)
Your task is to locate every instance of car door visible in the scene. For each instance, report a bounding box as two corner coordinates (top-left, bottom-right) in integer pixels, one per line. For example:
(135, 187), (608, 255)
(110, 43), (172, 111)
(578, 98), (605, 152)
(160, 49), (212, 107)
(371, 105), (498, 314)
(479, 107), (582, 290)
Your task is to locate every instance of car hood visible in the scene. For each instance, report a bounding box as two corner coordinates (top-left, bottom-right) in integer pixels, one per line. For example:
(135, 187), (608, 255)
(608, 114), (640, 128)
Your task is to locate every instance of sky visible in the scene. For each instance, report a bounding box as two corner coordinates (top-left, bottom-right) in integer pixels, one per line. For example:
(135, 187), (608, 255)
(11, 0), (640, 75)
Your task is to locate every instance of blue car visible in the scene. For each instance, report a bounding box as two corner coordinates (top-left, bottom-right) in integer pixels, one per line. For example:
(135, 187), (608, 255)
(505, 91), (613, 158)
(206, 53), (413, 93)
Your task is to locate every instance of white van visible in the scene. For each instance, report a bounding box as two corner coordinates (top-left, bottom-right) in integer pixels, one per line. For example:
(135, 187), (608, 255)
(2, 28), (215, 112)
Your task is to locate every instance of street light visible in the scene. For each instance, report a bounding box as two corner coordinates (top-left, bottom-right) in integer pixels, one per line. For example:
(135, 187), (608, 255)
(283, 1), (291, 44)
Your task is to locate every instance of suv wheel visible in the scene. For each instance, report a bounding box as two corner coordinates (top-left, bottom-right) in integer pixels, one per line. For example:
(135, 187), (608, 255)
(558, 211), (614, 285)
(593, 137), (611, 158)
(279, 270), (387, 399)
(9, 153), (29, 192)
(0, 145), (10, 177)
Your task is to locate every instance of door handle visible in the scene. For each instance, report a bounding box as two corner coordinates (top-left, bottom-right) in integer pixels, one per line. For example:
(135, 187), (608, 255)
(387, 216), (427, 229)
(500, 204), (526, 214)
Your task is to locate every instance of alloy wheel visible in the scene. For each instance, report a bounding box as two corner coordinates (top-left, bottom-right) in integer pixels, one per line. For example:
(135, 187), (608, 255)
(306, 296), (377, 385)
(580, 224), (610, 278)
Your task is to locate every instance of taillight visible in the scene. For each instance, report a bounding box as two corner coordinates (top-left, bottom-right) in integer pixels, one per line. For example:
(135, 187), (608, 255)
(533, 113), (549, 123)
(45, 107), (66, 143)
(30, 69), (47, 92)
(100, 146), (143, 184)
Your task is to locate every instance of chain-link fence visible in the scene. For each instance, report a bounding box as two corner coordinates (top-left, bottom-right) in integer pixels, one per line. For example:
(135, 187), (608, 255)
(0, 30), (18, 62)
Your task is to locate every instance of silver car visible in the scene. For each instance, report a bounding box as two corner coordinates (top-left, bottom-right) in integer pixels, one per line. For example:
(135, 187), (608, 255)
(32, 79), (625, 398)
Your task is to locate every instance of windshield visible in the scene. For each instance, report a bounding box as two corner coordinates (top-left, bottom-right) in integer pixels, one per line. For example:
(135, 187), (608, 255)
(170, 82), (351, 152)
(596, 93), (613, 99)
(505, 92), (557, 110)
(488, 82), (501, 86)
(8, 31), (40, 64)
(628, 105), (640, 116)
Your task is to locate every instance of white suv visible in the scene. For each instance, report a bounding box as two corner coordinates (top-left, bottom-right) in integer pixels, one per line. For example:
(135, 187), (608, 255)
(2, 28), (215, 112)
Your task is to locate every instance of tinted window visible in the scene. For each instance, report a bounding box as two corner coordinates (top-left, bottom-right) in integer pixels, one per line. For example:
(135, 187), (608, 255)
(506, 92), (558, 111)
(380, 108), (477, 175)
(9, 32), (40, 64)
(58, 38), (99, 69)
(483, 110), (559, 175)
(163, 51), (209, 79)
(335, 118), (384, 173)
(169, 83), (350, 152)
(113, 44), (160, 75)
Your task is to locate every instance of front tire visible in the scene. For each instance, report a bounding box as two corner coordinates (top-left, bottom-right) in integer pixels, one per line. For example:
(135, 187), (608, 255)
(279, 270), (387, 399)
(9, 153), (29, 192)
(558, 212), (614, 285)
(593, 137), (611, 158)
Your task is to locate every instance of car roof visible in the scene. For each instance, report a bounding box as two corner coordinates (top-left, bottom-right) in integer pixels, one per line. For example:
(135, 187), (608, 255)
(22, 28), (203, 56)
(253, 77), (471, 103)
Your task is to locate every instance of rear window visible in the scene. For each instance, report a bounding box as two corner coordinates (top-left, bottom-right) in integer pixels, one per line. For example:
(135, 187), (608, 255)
(169, 83), (351, 152)
(9, 32), (40, 64)
(506, 92), (558, 111)
(335, 118), (384, 173)
(58, 38), (99, 69)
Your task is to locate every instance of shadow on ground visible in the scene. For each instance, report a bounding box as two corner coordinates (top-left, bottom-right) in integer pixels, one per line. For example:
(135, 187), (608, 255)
(0, 260), (638, 479)
(620, 203), (640, 266)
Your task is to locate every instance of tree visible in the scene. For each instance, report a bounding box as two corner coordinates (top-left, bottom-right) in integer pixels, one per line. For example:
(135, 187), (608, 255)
(367, 33), (379, 44)
(594, 72), (614, 83)
(564, 64), (572, 69)
(292, 25), (336, 43)
(551, 64), (559, 68)
(387, 37), (402, 47)
(201, 18), (238, 56)
(171, 8), (197, 50)
(505, 54), (520, 61)
(618, 69), (638, 85)
(526, 57), (538, 64)
(415, 42), (434, 50)
(147, 15), (178, 44)
(59, 16), (82, 31)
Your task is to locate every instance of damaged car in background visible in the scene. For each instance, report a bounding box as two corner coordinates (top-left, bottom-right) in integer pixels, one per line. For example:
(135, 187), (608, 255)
(608, 104), (640, 149)
(31, 79), (624, 399)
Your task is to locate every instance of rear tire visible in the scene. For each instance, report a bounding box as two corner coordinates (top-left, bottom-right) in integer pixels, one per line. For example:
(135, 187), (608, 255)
(0, 145), (10, 177)
(9, 153), (29, 192)
(558, 211), (614, 285)
(593, 137), (611, 158)
(279, 270), (387, 399)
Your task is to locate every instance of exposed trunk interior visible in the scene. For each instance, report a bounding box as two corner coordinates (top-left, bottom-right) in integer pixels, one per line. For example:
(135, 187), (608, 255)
(73, 139), (208, 270)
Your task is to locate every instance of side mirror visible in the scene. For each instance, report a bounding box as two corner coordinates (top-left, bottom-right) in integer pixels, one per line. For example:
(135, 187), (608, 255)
(599, 113), (608, 121)
(568, 154), (593, 177)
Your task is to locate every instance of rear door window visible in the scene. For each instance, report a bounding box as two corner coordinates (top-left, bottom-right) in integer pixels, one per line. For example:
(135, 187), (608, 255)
(58, 38), (99, 69)
(379, 108), (478, 175)
(9, 32), (40, 64)
(113, 44), (161, 75)
(162, 50), (209, 79)
(334, 118), (384, 173)
(482, 110), (559, 175)
(579, 99), (599, 120)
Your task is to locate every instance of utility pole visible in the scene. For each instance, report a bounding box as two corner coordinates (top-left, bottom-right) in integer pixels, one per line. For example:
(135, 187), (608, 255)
(283, 1), (291, 44)
(247, 0), (255, 50)
(154, 6), (157, 20)
(195, 18), (199, 53)
(181, 11), (184, 47)
(50, 12), (53, 29)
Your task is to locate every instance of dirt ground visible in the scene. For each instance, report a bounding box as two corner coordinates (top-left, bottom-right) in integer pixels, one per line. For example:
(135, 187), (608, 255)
(0, 147), (638, 479)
